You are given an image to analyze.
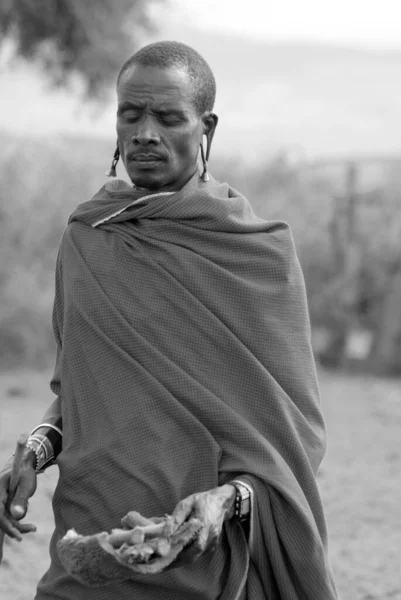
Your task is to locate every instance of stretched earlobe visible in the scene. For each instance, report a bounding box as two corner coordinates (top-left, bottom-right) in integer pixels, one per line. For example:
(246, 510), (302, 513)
(200, 141), (209, 182)
(106, 141), (120, 177)
(204, 113), (218, 161)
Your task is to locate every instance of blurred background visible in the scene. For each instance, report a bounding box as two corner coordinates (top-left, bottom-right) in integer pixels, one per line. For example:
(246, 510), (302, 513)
(0, 2), (400, 599)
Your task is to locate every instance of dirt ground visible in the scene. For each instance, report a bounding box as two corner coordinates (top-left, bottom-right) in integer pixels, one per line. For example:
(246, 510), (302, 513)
(0, 367), (400, 600)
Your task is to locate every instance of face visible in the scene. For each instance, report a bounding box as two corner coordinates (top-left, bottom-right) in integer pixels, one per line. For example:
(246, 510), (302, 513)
(116, 64), (217, 191)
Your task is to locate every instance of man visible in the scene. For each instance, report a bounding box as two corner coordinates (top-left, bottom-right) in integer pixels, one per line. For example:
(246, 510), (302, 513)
(0, 41), (338, 599)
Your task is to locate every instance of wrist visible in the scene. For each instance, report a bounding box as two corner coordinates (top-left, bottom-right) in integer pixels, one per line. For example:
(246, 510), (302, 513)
(26, 421), (63, 473)
(221, 484), (237, 520)
(230, 480), (251, 523)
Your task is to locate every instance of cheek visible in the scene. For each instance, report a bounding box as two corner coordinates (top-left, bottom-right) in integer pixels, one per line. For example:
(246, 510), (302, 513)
(173, 130), (201, 161)
(116, 126), (130, 157)
(117, 122), (132, 139)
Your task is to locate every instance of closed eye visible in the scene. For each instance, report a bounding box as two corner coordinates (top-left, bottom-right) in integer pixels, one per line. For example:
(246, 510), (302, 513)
(159, 116), (181, 125)
(120, 111), (140, 122)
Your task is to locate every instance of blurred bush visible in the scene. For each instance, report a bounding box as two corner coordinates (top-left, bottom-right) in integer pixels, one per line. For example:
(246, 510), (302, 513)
(0, 0), (166, 99)
(1, 132), (400, 373)
(0, 133), (110, 367)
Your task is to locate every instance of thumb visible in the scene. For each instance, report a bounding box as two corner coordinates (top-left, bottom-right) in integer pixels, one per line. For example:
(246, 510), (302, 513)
(10, 468), (37, 520)
(171, 496), (195, 528)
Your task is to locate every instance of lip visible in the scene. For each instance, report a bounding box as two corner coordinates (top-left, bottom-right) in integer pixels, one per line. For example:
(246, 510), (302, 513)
(130, 154), (163, 162)
(131, 158), (163, 170)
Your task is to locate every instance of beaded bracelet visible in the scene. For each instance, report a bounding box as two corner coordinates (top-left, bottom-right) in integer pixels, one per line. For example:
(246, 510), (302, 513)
(231, 480), (251, 522)
(25, 421), (63, 473)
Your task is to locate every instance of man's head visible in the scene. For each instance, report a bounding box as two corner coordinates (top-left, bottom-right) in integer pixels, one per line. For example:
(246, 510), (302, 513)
(115, 41), (218, 191)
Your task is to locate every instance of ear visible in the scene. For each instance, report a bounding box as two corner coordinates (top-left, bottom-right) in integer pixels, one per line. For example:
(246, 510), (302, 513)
(201, 112), (218, 160)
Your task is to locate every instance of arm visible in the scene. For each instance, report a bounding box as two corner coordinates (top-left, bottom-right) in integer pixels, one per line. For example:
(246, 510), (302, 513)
(39, 395), (62, 424)
(0, 242), (65, 540)
(0, 395), (62, 540)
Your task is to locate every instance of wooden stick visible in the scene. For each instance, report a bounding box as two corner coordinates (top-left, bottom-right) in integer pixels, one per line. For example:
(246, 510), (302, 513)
(0, 433), (29, 565)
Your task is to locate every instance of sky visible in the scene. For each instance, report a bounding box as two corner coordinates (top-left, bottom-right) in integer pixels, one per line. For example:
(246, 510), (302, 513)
(159, 0), (401, 49)
(1, 0), (401, 157)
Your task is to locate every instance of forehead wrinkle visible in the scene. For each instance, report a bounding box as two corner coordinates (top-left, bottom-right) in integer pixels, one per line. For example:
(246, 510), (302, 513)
(117, 65), (197, 112)
(117, 83), (194, 114)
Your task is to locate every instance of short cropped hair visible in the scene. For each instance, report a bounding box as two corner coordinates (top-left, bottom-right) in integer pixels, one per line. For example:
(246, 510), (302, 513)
(117, 41), (216, 115)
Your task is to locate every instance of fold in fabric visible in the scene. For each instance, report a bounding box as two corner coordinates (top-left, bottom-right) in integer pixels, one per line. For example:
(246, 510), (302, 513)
(35, 172), (338, 600)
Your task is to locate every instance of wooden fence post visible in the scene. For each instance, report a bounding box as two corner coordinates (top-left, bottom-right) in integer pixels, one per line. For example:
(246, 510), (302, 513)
(369, 264), (401, 374)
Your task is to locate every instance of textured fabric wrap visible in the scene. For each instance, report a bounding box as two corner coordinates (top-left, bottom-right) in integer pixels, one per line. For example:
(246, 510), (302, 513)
(35, 173), (338, 600)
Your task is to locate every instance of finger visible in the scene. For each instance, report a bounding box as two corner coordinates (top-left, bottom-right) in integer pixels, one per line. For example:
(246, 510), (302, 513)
(0, 516), (24, 541)
(9, 468), (36, 520)
(179, 544), (205, 566)
(171, 497), (194, 526)
(0, 500), (22, 540)
(183, 542), (204, 563)
(203, 533), (219, 556)
(0, 518), (36, 539)
(163, 539), (202, 570)
(10, 504), (25, 519)
(8, 434), (29, 496)
(15, 522), (37, 534)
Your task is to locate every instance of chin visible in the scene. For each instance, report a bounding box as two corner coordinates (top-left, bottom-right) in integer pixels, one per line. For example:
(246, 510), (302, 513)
(131, 177), (164, 191)
(127, 166), (155, 185)
(129, 170), (169, 191)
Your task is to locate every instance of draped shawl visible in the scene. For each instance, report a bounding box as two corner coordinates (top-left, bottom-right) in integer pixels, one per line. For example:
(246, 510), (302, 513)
(35, 173), (338, 600)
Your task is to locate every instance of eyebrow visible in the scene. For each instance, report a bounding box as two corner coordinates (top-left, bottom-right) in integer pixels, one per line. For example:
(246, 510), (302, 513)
(117, 101), (185, 117)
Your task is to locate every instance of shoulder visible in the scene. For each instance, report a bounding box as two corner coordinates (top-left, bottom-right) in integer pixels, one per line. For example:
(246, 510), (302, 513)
(57, 220), (96, 261)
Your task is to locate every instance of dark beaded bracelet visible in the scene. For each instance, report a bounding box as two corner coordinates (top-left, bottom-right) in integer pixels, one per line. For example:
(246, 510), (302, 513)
(25, 419), (63, 473)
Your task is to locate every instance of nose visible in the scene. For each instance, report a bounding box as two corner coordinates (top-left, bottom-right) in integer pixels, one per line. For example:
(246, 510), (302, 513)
(131, 116), (160, 146)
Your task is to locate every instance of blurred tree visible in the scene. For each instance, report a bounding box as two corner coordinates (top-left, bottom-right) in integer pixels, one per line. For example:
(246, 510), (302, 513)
(0, 0), (165, 98)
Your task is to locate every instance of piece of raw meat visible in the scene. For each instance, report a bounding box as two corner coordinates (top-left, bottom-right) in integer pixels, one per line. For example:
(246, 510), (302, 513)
(57, 511), (203, 586)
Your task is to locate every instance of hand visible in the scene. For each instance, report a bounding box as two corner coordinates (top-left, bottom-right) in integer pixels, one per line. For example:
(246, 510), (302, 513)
(0, 448), (37, 541)
(168, 484), (236, 568)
